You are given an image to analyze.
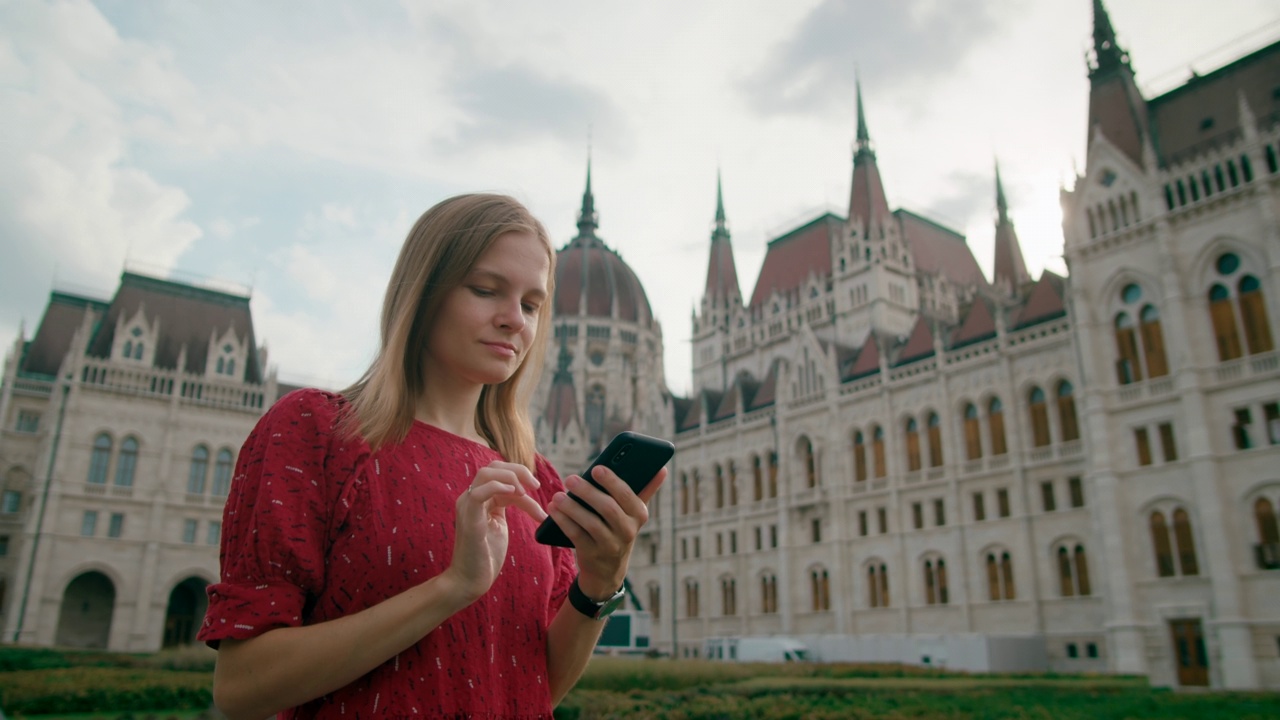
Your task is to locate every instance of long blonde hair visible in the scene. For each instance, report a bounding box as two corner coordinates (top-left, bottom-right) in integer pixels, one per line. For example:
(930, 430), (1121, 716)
(342, 193), (556, 470)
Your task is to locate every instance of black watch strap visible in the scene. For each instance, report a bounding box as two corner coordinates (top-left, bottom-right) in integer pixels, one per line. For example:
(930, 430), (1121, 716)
(568, 576), (625, 620)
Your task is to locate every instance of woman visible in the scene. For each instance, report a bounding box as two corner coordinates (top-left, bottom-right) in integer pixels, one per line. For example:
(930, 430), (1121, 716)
(198, 194), (666, 719)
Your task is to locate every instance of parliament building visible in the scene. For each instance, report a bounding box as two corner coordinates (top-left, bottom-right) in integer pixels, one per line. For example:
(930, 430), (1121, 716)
(1, 1), (1277, 689)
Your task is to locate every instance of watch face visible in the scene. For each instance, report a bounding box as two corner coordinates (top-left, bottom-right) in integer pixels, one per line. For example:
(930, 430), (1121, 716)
(598, 592), (625, 619)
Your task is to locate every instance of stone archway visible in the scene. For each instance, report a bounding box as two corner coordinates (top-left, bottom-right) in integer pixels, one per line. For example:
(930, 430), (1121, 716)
(162, 577), (209, 648)
(55, 571), (115, 649)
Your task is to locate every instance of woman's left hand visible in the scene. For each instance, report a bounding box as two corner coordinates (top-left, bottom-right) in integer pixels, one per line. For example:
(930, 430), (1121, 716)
(546, 465), (668, 599)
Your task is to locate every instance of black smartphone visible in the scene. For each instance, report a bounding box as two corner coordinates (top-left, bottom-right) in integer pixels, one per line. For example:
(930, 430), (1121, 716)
(535, 431), (675, 548)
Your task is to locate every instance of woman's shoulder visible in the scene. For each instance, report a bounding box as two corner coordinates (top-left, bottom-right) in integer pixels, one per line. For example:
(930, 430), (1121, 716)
(268, 387), (346, 424)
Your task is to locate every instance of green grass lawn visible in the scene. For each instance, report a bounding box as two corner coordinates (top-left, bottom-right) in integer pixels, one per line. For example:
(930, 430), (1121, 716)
(2, 646), (1276, 719)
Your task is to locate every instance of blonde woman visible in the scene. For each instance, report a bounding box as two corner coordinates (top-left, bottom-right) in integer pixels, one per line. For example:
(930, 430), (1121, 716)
(198, 194), (666, 719)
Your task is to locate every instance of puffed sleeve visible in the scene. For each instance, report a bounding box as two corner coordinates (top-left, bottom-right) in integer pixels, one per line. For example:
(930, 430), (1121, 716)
(534, 455), (578, 624)
(198, 389), (362, 647)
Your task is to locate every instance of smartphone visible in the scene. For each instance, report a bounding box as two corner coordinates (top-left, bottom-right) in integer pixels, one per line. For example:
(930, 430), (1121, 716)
(535, 431), (675, 548)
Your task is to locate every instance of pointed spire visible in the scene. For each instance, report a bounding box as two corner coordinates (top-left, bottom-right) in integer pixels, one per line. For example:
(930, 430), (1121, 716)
(854, 72), (872, 156)
(1090, 0), (1129, 77)
(576, 148), (598, 238)
(995, 159), (1009, 221)
(991, 161), (1030, 294)
(848, 74), (892, 233)
(703, 172), (741, 303)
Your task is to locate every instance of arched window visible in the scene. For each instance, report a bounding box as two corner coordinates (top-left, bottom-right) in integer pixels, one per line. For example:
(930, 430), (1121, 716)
(924, 558), (948, 605)
(1057, 544), (1091, 596)
(1139, 305), (1169, 377)
(1058, 546), (1074, 596)
(905, 418), (921, 471)
(799, 436), (817, 488)
(963, 404), (982, 460)
(226, 358), (235, 376)
(1114, 312), (1143, 384)
(926, 413), (943, 467)
(751, 455), (762, 501)
(684, 579), (700, 618)
(810, 568), (830, 611)
(1173, 509), (1199, 576)
(715, 464), (725, 509)
(761, 574), (778, 614)
(872, 426), (887, 477)
(212, 449), (233, 496)
(1208, 284), (1242, 361)
(1239, 275), (1274, 354)
(868, 564), (882, 607)
(114, 437), (138, 487)
(87, 434), (112, 485)
(721, 576), (737, 616)
(1029, 387), (1050, 447)
(1150, 511), (1175, 577)
(987, 552), (1015, 601)
(1256, 497), (1280, 545)
(986, 553), (1001, 601)
(188, 446), (208, 494)
(216, 357), (225, 374)
(134, 343), (144, 360)
(853, 431), (867, 482)
(123, 340), (134, 359)
(1056, 381), (1079, 443)
(988, 398), (1008, 455)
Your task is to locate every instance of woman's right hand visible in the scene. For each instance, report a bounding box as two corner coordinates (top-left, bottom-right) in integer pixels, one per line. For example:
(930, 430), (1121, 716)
(444, 461), (548, 601)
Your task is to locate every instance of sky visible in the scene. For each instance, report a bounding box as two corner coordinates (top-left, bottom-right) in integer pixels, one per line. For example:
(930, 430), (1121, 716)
(1, 0), (1277, 396)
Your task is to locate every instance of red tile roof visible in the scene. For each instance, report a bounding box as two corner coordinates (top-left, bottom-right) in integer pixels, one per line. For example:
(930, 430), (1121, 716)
(849, 154), (892, 228)
(896, 315), (936, 364)
(704, 234), (742, 301)
(993, 220), (1030, 291)
(1012, 271), (1067, 329)
(1087, 73), (1149, 167)
(895, 210), (987, 288)
(1148, 40), (1280, 167)
(843, 333), (882, 380)
(748, 214), (842, 309)
(952, 296), (998, 347)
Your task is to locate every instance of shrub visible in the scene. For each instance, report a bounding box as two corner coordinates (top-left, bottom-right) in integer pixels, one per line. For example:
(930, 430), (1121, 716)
(0, 667), (212, 714)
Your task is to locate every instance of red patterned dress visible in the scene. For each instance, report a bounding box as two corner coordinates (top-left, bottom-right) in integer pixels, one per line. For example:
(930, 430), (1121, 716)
(198, 389), (576, 719)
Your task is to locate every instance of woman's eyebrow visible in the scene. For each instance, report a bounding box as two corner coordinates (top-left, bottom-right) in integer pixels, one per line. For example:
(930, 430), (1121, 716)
(468, 268), (547, 299)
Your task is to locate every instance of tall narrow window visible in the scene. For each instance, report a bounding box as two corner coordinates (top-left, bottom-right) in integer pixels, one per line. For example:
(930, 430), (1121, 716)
(912, 502), (923, 530)
(81, 510), (98, 536)
(1135, 428), (1153, 466)
(973, 492), (986, 521)
(872, 426), (887, 477)
(1150, 511), (1175, 577)
(649, 585), (660, 620)
(1256, 498), (1280, 571)
(926, 413), (943, 467)
(986, 554), (1001, 601)
(1075, 545), (1091, 595)
(858, 510), (868, 536)
(877, 507), (887, 534)
(1139, 305), (1169, 377)
(1058, 547), (1075, 597)
(114, 437), (138, 487)
(989, 398), (1008, 455)
(1056, 381), (1079, 442)
(997, 488), (1011, 518)
(1069, 477), (1085, 508)
(1173, 509), (1199, 576)
(1041, 481), (1057, 512)
(752, 455), (762, 501)
(685, 580), (700, 618)
(692, 470), (701, 512)
(800, 437), (817, 488)
(1158, 423), (1178, 462)
(1209, 284), (1243, 361)
(213, 449), (233, 496)
(1029, 388), (1051, 446)
(722, 577), (737, 616)
(715, 464), (725, 509)
(680, 473), (689, 515)
(1266, 403), (1280, 445)
(853, 432), (867, 482)
(88, 433), (112, 485)
(1001, 552), (1015, 600)
(937, 559), (949, 604)
(811, 569), (830, 611)
(768, 452), (778, 498)
(1239, 275), (1274, 354)
(963, 404), (982, 460)
(1114, 312), (1144, 384)
(728, 462), (738, 506)
(188, 446), (209, 494)
(924, 560), (937, 605)
(934, 498), (945, 526)
(869, 565), (882, 607)
(905, 419), (921, 471)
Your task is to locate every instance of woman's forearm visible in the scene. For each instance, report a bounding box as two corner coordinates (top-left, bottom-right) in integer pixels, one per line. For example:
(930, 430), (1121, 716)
(545, 599), (609, 706)
(212, 572), (475, 720)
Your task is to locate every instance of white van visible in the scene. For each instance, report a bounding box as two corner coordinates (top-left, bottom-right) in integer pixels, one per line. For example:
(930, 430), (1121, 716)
(703, 636), (810, 662)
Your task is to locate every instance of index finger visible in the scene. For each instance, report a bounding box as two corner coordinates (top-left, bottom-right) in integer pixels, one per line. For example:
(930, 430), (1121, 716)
(486, 460), (541, 492)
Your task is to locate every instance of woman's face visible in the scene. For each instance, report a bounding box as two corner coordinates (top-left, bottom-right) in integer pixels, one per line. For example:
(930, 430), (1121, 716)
(423, 230), (551, 390)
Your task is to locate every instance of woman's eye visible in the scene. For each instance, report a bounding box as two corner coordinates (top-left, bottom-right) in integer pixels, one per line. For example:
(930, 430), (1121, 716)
(471, 287), (495, 297)
(522, 303), (540, 315)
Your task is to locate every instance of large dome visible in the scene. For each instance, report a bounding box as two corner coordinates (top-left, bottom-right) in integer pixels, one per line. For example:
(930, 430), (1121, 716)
(551, 169), (654, 327)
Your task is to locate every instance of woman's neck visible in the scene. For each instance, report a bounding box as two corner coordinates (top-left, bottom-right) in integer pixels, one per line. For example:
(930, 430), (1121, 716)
(414, 378), (487, 443)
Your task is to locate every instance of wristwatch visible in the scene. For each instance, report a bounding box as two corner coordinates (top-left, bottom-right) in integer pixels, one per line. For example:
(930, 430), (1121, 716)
(568, 576), (626, 620)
